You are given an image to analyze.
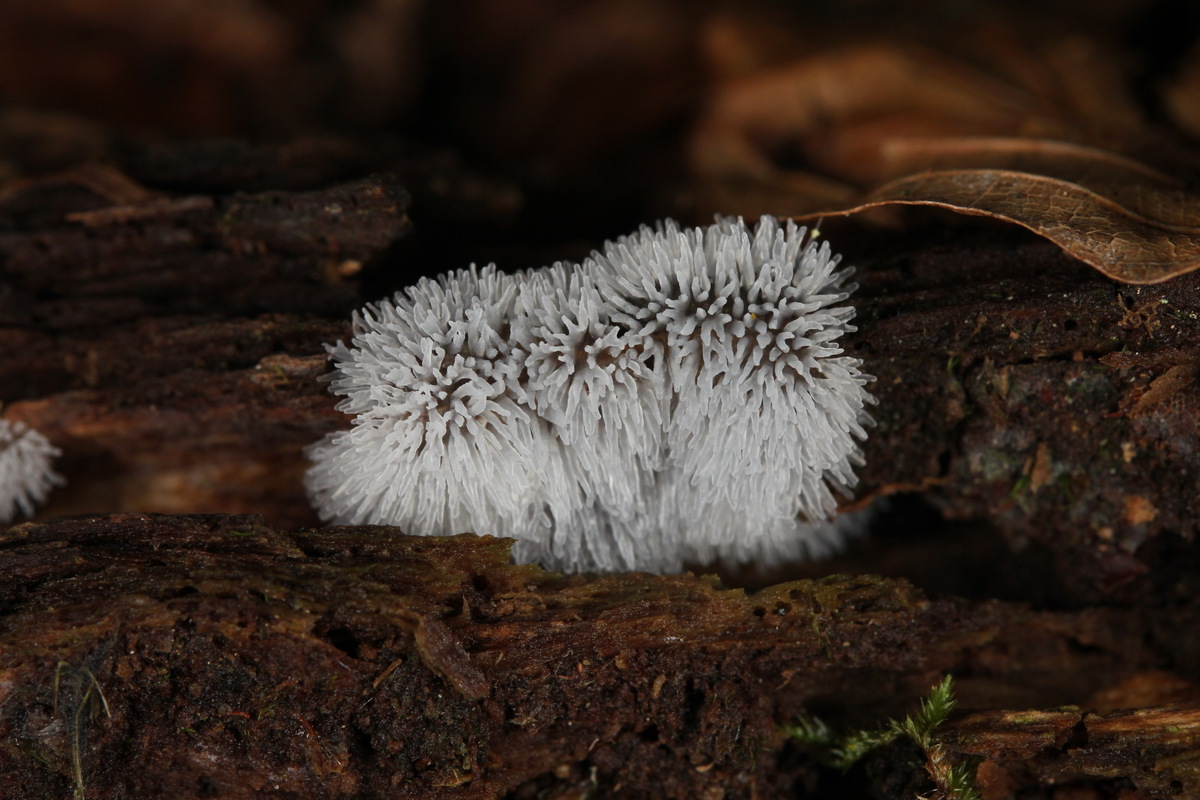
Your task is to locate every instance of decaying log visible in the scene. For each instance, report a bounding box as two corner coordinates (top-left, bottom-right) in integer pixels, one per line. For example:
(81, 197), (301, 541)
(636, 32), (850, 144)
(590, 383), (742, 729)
(2, 131), (1200, 798)
(3, 151), (1198, 591)
(1, 514), (1197, 799)
(0, 165), (407, 529)
(847, 224), (1200, 597)
(0, 134), (526, 530)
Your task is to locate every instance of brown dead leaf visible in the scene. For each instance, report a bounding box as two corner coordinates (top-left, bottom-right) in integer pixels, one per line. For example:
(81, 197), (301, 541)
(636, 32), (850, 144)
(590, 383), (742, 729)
(689, 44), (1035, 185)
(1122, 495), (1159, 527)
(1028, 35), (1148, 138)
(684, 22), (1200, 284)
(1129, 364), (1199, 416)
(0, 163), (159, 207)
(685, 43), (1049, 217)
(865, 137), (1192, 196)
(1028, 443), (1053, 493)
(1163, 42), (1200, 141)
(819, 165), (1200, 284)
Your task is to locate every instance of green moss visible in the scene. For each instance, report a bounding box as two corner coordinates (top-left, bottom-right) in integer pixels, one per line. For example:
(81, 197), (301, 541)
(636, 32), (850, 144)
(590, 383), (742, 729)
(785, 676), (981, 800)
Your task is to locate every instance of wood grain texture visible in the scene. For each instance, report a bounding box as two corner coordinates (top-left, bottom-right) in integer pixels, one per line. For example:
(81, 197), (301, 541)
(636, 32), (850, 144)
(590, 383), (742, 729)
(1, 514), (1195, 799)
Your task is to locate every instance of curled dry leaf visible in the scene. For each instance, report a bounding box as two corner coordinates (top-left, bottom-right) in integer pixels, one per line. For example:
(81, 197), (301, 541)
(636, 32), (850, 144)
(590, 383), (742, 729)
(818, 147), (1200, 283)
(0, 162), (158, 207)
(687, 29), (1200, 285)
(862, 136), (1188, 190)
(681, 44), (1041, 220)
(1165, 43), (1200, 141)
(689, 44), (1033, 185)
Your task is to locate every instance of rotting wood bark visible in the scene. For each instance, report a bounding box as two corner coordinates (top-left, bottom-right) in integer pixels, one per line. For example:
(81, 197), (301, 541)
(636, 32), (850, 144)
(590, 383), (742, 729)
(944, 702), (1200, 798)
(0, 514), (1197, 799)
(4, 155), (1199, 592)
(2, 134), (1200, 798)
(844, 222), (1200, 599)
(0, 135), (524, 531)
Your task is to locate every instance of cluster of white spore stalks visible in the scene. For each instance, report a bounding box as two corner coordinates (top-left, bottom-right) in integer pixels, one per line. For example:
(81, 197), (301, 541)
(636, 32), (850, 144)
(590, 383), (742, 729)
(0, 419), (64, 524)
(306, 216), (874, 572)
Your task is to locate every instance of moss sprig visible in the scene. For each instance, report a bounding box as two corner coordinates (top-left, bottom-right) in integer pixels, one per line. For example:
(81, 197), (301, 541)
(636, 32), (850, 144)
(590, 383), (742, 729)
(784, 675), (980, 800)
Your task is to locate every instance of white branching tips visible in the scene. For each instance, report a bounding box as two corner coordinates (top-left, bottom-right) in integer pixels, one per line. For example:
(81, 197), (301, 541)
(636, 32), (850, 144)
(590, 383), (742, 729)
(306, 216), (874, 572)
(0, 419), (64, 524)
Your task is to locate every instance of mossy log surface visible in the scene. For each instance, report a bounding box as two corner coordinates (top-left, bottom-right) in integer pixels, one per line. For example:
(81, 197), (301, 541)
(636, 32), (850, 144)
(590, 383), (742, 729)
(0, 513), (1197, 799)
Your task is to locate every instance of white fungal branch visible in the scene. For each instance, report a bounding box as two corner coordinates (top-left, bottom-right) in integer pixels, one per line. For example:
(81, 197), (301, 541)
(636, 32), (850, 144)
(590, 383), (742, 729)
(306, 216), (874, 572)
(0, 419), (65, 524)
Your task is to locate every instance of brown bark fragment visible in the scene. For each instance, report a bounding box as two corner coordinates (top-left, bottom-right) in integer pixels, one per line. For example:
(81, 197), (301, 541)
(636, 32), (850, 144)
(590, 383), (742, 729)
(945, 702), (1200, 797)
(844, 227), (1200, 596)
(0, 514), (1195, 799)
